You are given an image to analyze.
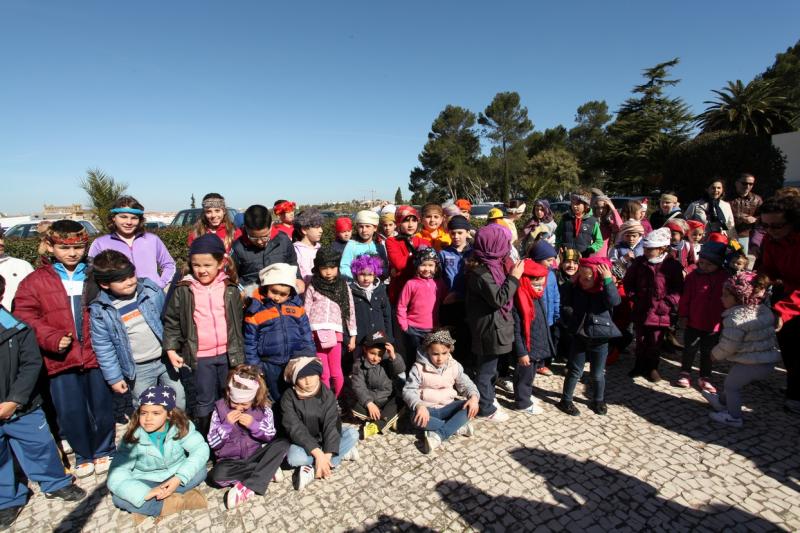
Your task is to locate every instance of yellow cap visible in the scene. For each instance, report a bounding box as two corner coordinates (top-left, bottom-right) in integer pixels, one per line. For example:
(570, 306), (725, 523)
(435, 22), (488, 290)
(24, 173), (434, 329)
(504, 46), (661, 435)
(487, 208), (504, 219)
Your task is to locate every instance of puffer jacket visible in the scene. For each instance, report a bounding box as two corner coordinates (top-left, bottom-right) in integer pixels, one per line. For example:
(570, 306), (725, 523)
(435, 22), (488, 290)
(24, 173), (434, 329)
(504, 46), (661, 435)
(89, 278), (165, 385)
(207, 399), (277, 461)
(623, 256), (684, 328)
(107, 422), (210, 508)
(403, 351), (478, 410)
(12, 260), (98, 376)
(350, 281), (394, 346)
(350, 351), (405, 408)
(162, 278), (244, 369)
(712, 304), (782, 365)
(0, 309), (42, 416)
(542, 269), (560, 326)
(243, 291), (314, 365)
(465, 265), (519, 357)
(230, 232), (298, 289)
(677, 268), (729, 333)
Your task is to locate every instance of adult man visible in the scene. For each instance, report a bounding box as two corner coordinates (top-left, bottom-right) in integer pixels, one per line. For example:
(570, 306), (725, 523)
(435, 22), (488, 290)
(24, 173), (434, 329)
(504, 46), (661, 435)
(729, 173), (762, 254)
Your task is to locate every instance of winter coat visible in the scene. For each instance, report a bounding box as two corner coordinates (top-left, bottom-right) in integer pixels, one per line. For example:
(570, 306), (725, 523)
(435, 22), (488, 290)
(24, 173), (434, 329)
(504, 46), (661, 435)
(678, 268), (729, 333)
(107, 422), (210, 509)
(162, 278), (244, 369)
(439, 246), (471, 300)
(350, 281), (394, 346)
(396, 276), (446, 331)
(350, 352), (405, 408)
(403, 351), (478, 410)
(280, 384), (342, 456)
(88, 233), (176, 289)
(89, 278), (165, 385)
(685, 199), (737, 238)
(207, 399), (277, 461)
(561, 279), (622, 340)
(385, 235), (429, 304)
(339, 240), (388, 280)
(542, 270), (560, 326)
(0, 308), (43, 416)
(711, 304), (782, 365)
(13, 261), (98, 376)
(230, 232), (298, 289)
(0, 255), (34, 311)
(465, 265), (519, 357)
(623, 256), (684, 328)
(758, 232), (800, 324)
(556, 272), (576, 327)
(730, 193), (763, 239)
(513, 299), (554, 360)
(649, 209), (684, 230)
(555, 211), (602, 255)
(243, 291), (314, 366)
(304, 284), (357, 336)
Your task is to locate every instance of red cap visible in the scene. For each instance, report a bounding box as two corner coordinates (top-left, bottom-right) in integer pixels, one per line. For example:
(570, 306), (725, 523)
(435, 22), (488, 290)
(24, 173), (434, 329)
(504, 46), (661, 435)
(707, 232), (729, 244)
(395, 205), (420, 224)
(687, 220), (705, 231)
(335, 217), (352, 233)
(274, 201), (296, 215)
(665, 220), (686, 235)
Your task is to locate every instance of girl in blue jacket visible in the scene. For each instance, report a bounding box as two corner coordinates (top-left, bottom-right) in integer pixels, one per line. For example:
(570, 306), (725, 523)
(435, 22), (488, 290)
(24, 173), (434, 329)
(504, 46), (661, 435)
(108, 386), (209, 525)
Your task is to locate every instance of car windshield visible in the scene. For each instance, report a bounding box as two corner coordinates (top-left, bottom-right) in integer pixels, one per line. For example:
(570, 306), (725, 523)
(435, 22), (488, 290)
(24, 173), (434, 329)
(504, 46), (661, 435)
(470, 205), (495, 216)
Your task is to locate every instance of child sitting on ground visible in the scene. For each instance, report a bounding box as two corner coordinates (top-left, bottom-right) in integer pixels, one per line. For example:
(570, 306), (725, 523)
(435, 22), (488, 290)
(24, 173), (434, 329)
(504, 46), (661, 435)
(207, 365), (290, 509)
(350, 331), (405, 438)
(281, 357), (359, 491)
(702, 272), (781, 428)
(349, 254), (395, 359)
(331, 217), (352, 256)
(244, 263), (315, 402)
(403, 329), (479, 454)
(108, 386), (209, 525)
(270, 200), (296, 240)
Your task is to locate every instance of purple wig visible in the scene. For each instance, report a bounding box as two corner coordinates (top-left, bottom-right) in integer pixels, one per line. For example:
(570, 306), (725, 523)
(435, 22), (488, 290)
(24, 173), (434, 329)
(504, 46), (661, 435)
(350, 253), (384, 277)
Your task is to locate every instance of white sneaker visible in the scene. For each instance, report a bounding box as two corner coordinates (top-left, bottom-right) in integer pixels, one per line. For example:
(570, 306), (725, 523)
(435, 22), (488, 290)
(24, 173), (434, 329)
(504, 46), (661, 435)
(456, 423), (474, 437)
(341, 446), (359, 462)
(272, 469), (285, 483)
(75, 462), (95, 478)
(498, 379), (514, 393)
(701, 390), (725, 412)
(61, 440), (73, 455)
(484, 408), (510, 423)
(522, 398), (544, 415)
(709, 410), (743, 428)
(93, 456), (112, 475)
(423, 431), (442, 454)
(293, 466), (314, 491)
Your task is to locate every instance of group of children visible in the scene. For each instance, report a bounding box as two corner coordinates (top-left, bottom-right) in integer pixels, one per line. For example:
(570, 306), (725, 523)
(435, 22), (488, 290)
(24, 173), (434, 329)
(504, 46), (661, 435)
(0, 188), (786, 526)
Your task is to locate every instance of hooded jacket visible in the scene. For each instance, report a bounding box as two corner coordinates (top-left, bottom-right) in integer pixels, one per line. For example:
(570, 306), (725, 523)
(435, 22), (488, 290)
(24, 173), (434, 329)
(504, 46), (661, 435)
(0, 309), (42, 417)
(350, 281), (394, 346)
(403, 351), (478, 410)
(243, 291), (314, 366)
(678, 268), (729, 332)
(350, 351), (405, 408)
(207, 398), (277, 461)
(711, 304), (782, 365)
(623, 255), (684, 328)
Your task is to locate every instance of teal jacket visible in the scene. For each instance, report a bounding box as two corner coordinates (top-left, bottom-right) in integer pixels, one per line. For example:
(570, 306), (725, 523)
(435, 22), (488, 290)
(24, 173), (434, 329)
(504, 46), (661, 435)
(107, 422), (209, 508)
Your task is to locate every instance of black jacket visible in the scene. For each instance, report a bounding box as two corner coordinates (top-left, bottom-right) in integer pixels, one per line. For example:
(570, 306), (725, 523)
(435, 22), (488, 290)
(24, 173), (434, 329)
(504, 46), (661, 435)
(350, 281), (394, 346)
(281, 384), (341, 456)
(350, 352), (405, 408)
(465, 265), (519, 357)
(561, 280), (622, 341)
(230, 232), (299, 288)
(0, 309), (43, 417)
(513, 299), (554, 361)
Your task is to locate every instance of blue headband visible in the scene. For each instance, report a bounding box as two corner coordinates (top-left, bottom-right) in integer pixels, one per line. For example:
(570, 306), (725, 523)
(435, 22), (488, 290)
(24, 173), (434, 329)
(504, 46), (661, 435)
(110, 207), (144, 215)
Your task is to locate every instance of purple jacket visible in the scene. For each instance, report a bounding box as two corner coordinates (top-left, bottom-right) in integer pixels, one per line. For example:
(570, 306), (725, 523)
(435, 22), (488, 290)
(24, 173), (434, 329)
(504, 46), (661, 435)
(623, 256), (684, 328)
(207, 399), (277, 461)
(89, 232), (176, 288)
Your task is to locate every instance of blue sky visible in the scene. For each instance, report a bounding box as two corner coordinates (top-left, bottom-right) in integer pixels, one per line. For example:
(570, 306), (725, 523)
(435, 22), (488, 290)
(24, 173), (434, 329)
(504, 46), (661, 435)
(1, 1), (798, 213)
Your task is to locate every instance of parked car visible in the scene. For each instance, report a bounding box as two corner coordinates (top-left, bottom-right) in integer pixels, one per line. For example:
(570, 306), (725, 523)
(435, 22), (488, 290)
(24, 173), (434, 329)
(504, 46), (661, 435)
(470, 204), (505, 219)
(3, 220), (99, 239)
(549, 202), (571, 215)
(170, 208), (239, 227)
(145, 221), (167, 230)
(610, 196), (647, 211)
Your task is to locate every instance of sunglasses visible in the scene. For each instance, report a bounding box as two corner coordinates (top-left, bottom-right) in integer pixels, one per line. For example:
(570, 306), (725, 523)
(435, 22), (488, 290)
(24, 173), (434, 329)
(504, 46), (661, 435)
(247, 233), (270, 243)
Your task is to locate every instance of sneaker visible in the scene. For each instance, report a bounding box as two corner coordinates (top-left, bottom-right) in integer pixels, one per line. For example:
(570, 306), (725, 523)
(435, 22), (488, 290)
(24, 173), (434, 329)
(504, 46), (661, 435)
(60, 439), (73, 455)
(455, 423), (474, 437)
(536, 367), (553, 376)
(341, 446), (359, 462)
(497, 378), (514, 393)
(0, 505), (23, 528)
(362, 422), (379, 440)
(675, 372), (691, 388)
(93, 456), (112, 475)
(557, 400), (580, 416)
(709, 410), (743, 428)
(521, 397), (544, 415)
(381, 413), (400, 433)
(484, 408), (509, 422)
(590, 401), (608, 415)
(293, 466), (315, 491)
(701, 390), (725, 412)
(697, 378), (717, 394)
(423, 431), (442, 454)
(272, 469), (285, 483)
(45, 483), (87, 502)
(75, 462), (95, 478)
(225, 482), (254, 510)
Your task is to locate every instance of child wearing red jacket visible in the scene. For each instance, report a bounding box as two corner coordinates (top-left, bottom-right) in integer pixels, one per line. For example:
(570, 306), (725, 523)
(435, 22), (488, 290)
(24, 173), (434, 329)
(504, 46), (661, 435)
(13, 220), (116, 479)
(385, 206), (430, 305)
(676, 242), (729, 392)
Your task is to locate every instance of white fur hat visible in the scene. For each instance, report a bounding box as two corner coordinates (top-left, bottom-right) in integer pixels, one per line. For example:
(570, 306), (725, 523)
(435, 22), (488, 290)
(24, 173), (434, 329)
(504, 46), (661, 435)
(641, 227), (671, 248)
(259, 263), (297, 288)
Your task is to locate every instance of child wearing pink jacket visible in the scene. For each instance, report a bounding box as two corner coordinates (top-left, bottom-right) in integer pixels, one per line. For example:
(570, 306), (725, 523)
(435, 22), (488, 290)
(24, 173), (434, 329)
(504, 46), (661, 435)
(396, 248), (446, 371)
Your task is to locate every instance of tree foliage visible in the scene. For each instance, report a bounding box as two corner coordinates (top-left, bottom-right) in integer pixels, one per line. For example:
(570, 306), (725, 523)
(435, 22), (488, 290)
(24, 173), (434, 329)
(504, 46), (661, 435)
(567, 100), (611, 182)
(394, 187), (404, 204)
(520, 147), (581, 201)
(527, 126), (568, 157)
(79, 168), (127, 228)
(409, 105), (482, 205)
(478, 92), (533, 202)
(759, 40), (800, 116)
(696, 78), (798, 136)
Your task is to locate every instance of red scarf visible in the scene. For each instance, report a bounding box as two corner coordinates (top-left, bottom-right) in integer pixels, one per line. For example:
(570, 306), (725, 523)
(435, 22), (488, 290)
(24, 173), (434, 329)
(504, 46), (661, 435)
(514, 259), (549, 351)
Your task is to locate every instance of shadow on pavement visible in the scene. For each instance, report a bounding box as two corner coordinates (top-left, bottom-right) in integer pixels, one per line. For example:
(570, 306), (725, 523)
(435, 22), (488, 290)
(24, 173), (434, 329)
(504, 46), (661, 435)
(347, 514), (439, 532)
(52, 481), (108, 533)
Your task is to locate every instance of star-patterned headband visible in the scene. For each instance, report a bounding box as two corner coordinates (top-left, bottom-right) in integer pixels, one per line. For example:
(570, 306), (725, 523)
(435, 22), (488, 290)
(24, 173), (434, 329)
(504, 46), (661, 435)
(139, 385), (177, 411)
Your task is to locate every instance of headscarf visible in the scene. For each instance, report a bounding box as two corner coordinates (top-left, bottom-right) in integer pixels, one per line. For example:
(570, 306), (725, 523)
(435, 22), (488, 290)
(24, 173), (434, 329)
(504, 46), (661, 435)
(472, 224), (513, 318)
(642, 227), (671, 249)
(576, 257), (611, 294)
(522, 199), (553, 237)
(395, 205), (419, 225)
(724, 271), (762, 307)
(455, 199), (472, 212)
(139, 386), (177, 412)
(273, 201), (296, 215)
(561, 248), (581, 263)
(335, 217), (353, 233)
(515, 260), (549, 351)
(311, 247), (351, 331)
(228, 374), (260, 404)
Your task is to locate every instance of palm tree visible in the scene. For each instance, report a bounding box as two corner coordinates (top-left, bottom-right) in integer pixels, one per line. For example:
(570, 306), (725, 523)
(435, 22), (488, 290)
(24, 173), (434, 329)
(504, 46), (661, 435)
(79, 168), (127, 229)
(696, 79), (798, 136)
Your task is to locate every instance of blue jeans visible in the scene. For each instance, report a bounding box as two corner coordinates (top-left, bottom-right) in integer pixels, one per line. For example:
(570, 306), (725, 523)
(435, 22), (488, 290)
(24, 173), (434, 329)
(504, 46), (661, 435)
(194, 354), (229, 417)
(130, 357), (186, 410)
(261, 361), (288, 403)
(562, 339), (609, 403)
(286, 426), (358, 468)
(0, 408), (73, 509)
(111, 466), (206, 517)
(414, 400), (469, 441)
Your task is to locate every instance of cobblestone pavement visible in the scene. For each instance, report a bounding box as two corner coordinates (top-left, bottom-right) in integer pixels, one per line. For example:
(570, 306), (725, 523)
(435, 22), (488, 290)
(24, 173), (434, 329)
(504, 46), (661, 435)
(8, 351), (800, 532)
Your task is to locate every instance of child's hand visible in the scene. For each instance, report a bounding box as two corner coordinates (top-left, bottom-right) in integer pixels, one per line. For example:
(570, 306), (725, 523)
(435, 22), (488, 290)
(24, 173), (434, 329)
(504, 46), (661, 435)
(167, 350), (184, 369)
(414, 405), (430, 428)
(366, 402), (381, 420)
(596, 264), (613, 281)
(518, 355), (531, 367)
(237, 413), (254, 427)
(0, 401), (18, 420)
(385, 343), (396, 359)
(463, 396), (479, 419)
(155, 477), (181, 500)
(511, 260), (526, 280)
(144, 486), (162, 501)
(347, 337), (356, 352)
(58, 333), (73, 352)
(110, 380), (129, 394)
(226, 410), (242, 425)
(312, 451), (333, 479)
(776, 317), (784, 332)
